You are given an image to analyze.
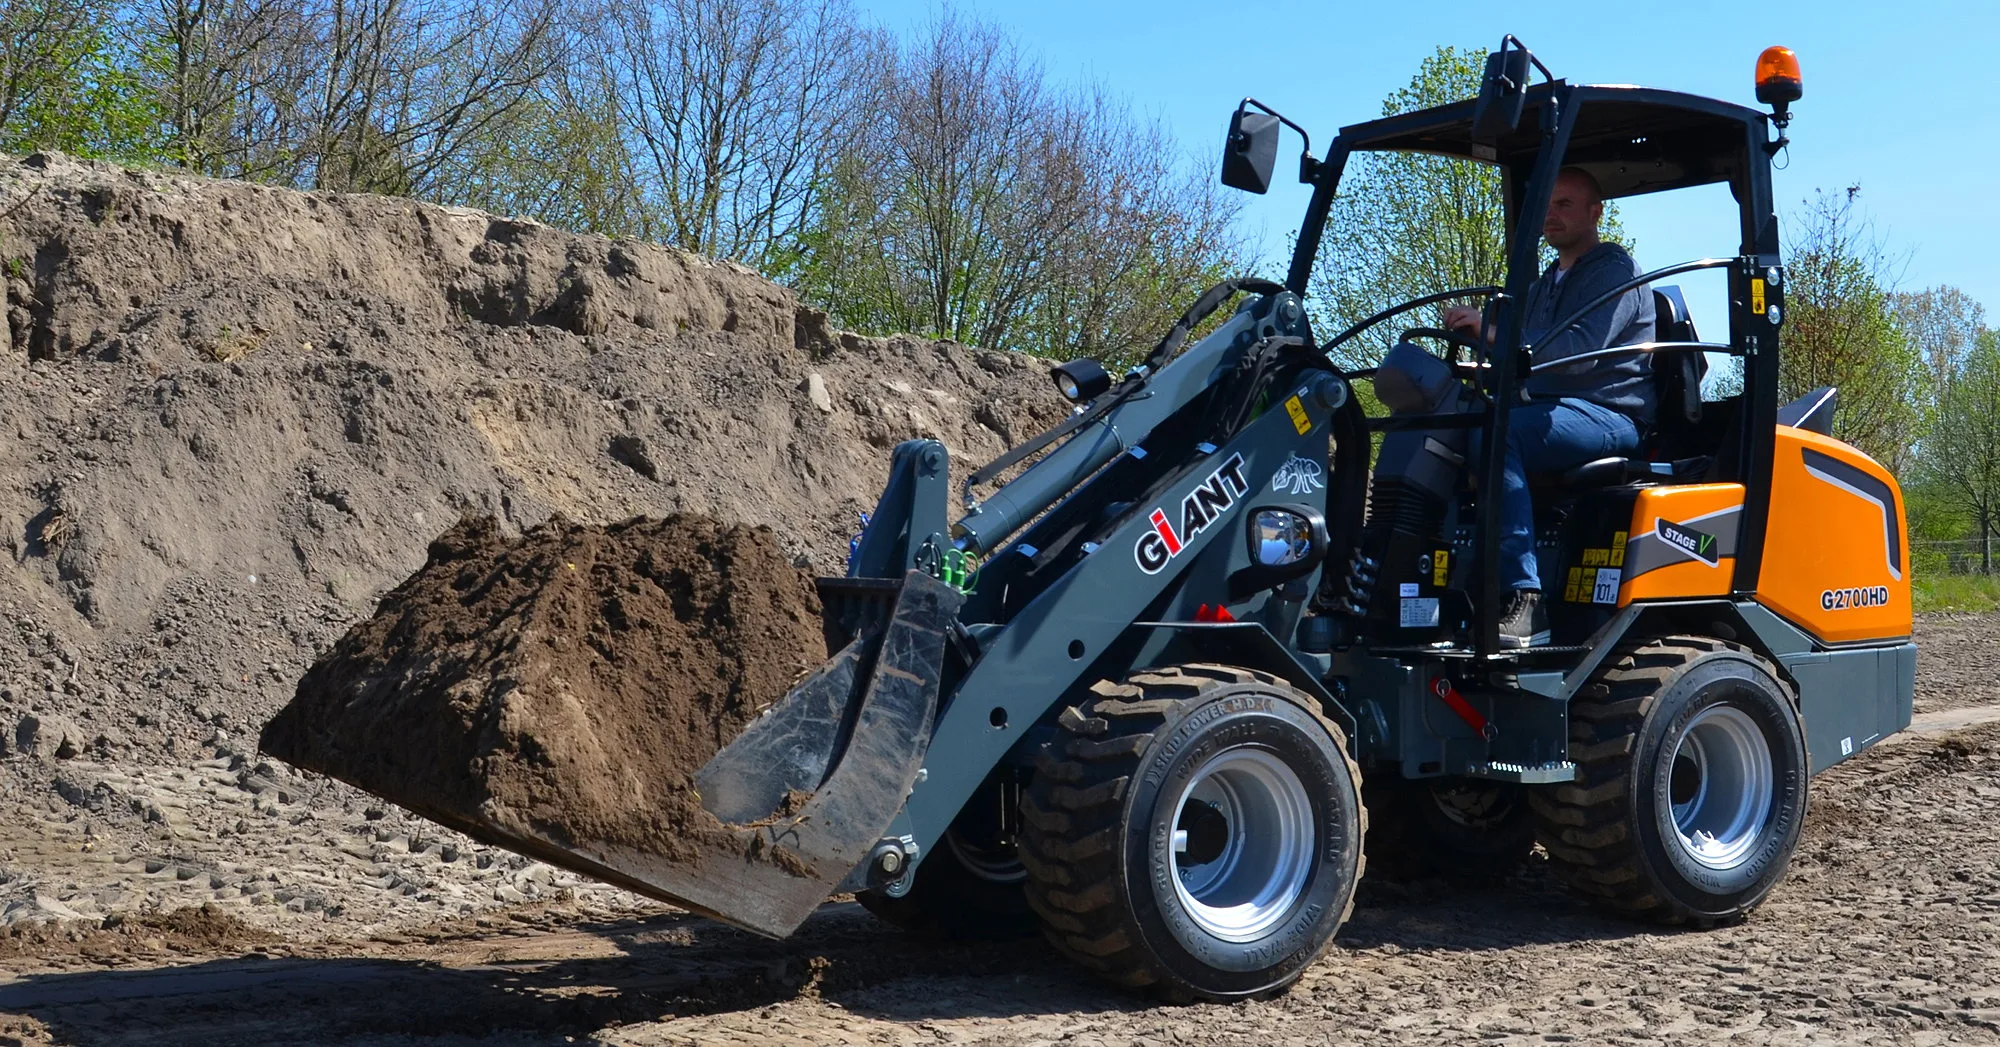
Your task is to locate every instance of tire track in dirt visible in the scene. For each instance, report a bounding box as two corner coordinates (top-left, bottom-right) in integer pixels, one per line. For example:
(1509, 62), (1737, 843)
(5, 712), (1999, 1046)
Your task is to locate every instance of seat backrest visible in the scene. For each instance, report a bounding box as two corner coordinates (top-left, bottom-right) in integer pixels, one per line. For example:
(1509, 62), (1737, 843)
(1777, 386), (1838, 435)
(1651, 286), (1708, 441)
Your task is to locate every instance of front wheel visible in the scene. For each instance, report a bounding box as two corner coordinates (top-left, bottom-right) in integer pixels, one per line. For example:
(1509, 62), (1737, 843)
(1531, 637), (1808, 925)
(1019, 665), (1365, 1001)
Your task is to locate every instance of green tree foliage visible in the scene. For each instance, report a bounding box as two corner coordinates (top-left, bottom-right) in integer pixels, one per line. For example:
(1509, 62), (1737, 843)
(441, 67), (653, 238)
(1917, 327), (2000, 573)
(1309, 45), (1622, 370)
(0, 1), (163, 162)
(1778, 188), (1925, 472)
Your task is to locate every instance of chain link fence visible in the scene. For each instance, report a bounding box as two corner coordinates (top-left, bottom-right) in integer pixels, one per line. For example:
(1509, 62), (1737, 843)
(1913, 537), (1998, 576)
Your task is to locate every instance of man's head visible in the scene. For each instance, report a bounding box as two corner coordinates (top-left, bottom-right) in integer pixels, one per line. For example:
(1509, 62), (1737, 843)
(1543, 166), (1605, 260)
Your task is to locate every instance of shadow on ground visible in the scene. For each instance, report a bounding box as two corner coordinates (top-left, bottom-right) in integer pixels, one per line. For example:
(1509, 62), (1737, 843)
(0, 864), (1661, 1046)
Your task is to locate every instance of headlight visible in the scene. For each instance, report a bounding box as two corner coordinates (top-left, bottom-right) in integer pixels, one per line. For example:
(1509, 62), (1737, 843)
(1251, 509), (1315, 567)
(1050, 359), (1111, 402)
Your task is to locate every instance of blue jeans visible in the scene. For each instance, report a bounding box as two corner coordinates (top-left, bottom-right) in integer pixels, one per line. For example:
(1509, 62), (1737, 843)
(1499, 398), (1640, 591)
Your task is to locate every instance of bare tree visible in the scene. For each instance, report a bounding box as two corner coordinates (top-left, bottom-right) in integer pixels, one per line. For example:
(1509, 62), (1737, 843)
(801, 16), (1061, 346)
(1013, 96), (1246, 365)
(140, 0), (319, 178)
(797, 13), (1243, 358)
(439, 7), (650, 235)
(305, 0), (559, 196)
(604, 0), (870, 267)
(1894, 285), (1987, 405)
(1780, 188), (1923, 471)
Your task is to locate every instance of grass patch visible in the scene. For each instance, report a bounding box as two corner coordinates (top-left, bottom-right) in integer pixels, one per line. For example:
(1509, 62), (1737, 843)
(1912, 573), (2000, 614)
(202, 323), (267, 362)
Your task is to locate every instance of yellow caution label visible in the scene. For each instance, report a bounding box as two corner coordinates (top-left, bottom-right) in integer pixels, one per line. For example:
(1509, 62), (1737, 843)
(1564, 566), (1585, 603)
(1583, 547), (1608, 567)
(1611, 530), (1628, 567)
(1432, 549), (1450, 587)
(1751, 278), (1767, 315)
(1284, 395), (1311, 435)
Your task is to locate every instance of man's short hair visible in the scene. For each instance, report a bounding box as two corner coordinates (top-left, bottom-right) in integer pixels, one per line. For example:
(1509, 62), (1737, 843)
(1557, 166), (1605, 204)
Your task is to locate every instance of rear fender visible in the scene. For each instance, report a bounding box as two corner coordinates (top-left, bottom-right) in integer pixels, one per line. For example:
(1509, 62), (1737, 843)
(1520, 599), (1912, 776)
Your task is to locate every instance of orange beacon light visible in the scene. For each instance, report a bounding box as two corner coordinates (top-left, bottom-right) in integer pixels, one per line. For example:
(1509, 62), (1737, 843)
(1756, 46), (1803, 107)
(1756, 46), (1801, 152)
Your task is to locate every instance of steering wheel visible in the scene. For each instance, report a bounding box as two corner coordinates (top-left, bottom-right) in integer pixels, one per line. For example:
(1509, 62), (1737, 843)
(1398, 326), (1490, 359)
(1321, 285), (1503, 365)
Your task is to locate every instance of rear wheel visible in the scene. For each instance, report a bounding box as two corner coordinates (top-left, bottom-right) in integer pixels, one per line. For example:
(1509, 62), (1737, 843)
(1363, 778), (1535, 882)
(1019, 665), (1364, 1001)
(1531, 637), (1807, 925)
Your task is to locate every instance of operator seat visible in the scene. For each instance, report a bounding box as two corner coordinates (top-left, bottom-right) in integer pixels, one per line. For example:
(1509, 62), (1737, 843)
(1542, 286), (1712, 489)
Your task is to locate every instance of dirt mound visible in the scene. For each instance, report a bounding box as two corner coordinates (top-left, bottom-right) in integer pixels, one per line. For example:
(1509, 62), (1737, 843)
(261, 514), (825, 872)
(0, 150), (1062, 933)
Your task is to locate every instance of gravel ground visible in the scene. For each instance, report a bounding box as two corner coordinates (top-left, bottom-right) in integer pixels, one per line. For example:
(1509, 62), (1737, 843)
(0, 618), (1995, 1047)
(1911, 614), (2000, 714)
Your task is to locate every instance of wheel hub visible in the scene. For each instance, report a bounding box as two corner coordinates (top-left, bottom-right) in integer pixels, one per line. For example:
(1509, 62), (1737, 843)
(1176, 800), (1230, 865)
(1666, 704), (1775, 871)
(1168, 748), (1315, 943)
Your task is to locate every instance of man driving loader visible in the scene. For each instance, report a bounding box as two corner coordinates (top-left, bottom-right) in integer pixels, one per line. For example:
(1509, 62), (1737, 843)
(1444, 166), (1655, 646)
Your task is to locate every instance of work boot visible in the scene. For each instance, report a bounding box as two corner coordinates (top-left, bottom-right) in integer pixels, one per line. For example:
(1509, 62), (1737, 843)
(1498, 589), (1550, 648)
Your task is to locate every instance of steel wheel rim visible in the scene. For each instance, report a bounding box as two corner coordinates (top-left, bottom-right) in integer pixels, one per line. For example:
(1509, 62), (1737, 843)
(1168, 747), (1315, 942)
(1667, 703), (1775, 870)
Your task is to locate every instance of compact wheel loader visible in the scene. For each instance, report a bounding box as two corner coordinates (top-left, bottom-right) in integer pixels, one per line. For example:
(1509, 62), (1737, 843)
(425, 41), (1918, 1001)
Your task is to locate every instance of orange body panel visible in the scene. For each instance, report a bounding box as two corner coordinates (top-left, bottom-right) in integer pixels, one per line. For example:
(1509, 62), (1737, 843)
(1757, 427), (1912, 643)
(1617, 483), (1745, 605)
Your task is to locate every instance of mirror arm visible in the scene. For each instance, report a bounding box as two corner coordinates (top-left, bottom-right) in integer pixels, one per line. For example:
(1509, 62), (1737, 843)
(1236, 97), (1317, 182)
(1498, 35), (1555, 85)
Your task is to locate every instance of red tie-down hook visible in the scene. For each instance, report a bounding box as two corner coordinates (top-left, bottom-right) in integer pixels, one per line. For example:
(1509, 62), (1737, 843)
(1432, 676), (1499, 741)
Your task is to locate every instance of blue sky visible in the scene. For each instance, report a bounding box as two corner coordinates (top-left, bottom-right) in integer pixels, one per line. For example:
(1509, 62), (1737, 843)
(860, 0), (1999, 329)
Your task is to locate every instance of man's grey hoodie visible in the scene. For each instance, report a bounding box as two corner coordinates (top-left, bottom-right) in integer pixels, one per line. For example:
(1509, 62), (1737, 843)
(1520, 241), (1657, 424)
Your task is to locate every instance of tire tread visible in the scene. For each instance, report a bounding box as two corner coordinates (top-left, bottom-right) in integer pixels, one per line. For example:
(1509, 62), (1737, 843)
(1019, 664), (1364, 999)
(1530, 635), (1794, 928)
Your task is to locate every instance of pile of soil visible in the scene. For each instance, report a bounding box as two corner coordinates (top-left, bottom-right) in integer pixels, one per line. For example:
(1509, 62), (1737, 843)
(0, 150), (1063, 932)
(259, 514), (826, 872)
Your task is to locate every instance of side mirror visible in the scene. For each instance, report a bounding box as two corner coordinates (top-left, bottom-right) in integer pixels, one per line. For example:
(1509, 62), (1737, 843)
(1221, 109), (1280, 194)
(1470, 45), (1531, 142)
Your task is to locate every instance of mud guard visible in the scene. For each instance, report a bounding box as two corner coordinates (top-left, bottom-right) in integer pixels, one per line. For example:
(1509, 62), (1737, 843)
(1124, 620), (1354, 736)
(482, 571), (961, 939)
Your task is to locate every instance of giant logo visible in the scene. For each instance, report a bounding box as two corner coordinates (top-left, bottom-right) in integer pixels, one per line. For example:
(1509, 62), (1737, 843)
(1134, 453), (1250, 574)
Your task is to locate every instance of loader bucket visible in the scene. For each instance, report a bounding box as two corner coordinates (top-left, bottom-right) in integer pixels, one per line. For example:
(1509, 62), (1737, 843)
(473, 570), (963, 938)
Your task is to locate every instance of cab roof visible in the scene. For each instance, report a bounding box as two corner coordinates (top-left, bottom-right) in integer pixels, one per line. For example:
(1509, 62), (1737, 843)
(1335, 83), (1770, 200)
